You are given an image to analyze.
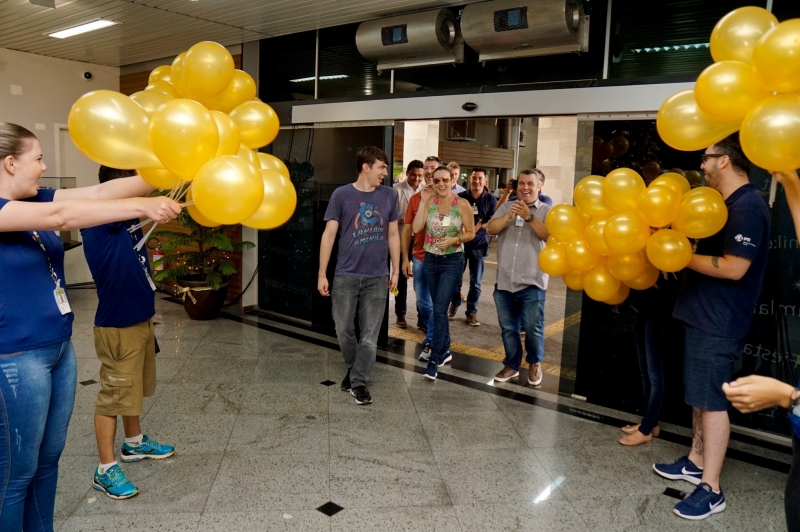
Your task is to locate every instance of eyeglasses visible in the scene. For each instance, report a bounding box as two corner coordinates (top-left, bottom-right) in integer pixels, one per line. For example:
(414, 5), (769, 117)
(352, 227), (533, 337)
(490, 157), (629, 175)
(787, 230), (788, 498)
(432, 177), (450, 184)
(701, 153), (726, 164)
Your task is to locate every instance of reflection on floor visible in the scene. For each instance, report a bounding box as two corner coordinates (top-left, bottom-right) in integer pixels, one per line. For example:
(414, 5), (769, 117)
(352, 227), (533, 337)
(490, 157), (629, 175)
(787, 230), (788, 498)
(56, 288), (788, 531)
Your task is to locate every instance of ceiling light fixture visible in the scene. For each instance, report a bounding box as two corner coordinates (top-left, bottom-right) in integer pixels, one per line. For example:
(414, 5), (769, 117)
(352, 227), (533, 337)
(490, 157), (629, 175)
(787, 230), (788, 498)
(47, 19), (119, 39)
(290, 75), (348, 82)
(631, 43), (709, 53)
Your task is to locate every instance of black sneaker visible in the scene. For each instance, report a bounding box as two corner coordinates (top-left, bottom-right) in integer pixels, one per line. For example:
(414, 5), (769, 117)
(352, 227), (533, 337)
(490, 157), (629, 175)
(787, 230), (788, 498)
(340, 372), (351, 392)
(350, 385), (373, 405)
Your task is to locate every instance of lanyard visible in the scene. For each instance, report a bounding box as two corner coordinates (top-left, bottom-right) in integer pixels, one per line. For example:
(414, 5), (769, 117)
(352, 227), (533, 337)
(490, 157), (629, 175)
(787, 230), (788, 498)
(125, 222), (157, 291)
(31, 231), (60, 287)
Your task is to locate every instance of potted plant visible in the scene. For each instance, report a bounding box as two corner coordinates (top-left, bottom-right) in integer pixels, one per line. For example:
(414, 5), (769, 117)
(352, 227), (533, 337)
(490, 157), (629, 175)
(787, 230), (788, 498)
(152, 210), (255, 320)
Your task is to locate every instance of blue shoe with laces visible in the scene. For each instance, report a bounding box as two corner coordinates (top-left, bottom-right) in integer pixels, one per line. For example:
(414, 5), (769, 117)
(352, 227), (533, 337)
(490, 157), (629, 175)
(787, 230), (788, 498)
(673, 482), (726, 520)
(120, 435), (175, 462)
(653, 455), (703, 485)
(92, 464), (139, 500)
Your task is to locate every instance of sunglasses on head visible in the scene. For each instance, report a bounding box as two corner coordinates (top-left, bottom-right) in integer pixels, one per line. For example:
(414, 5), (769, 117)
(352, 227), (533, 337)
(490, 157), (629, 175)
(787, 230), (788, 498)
(432, 177), (450, 184)
(701, 153), (726, 164)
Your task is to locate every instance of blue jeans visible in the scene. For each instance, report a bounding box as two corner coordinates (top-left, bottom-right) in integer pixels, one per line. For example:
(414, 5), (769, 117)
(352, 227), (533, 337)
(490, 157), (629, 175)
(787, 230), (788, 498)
(450, 247), (488, 317)
(494, 285), (546, 371)
(423, 253), (465, 367)
(634, 313), (665, 436)
(331, 275), (388, 388)
(412, 257), (434, 346)
(0, 340), (77, 532)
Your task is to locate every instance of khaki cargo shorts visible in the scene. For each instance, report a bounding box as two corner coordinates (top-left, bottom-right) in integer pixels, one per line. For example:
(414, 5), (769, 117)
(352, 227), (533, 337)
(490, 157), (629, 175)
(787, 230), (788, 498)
(94, 320), (156, 417)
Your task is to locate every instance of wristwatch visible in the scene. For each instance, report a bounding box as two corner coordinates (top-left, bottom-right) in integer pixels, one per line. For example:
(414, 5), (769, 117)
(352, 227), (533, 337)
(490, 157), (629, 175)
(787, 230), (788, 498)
(525, 213), (535, 223)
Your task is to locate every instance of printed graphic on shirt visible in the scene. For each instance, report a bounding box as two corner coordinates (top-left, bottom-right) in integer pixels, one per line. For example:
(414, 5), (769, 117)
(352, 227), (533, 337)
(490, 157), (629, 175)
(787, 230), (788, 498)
(734, 234), (756, 247)
(352, 201), (386, 247)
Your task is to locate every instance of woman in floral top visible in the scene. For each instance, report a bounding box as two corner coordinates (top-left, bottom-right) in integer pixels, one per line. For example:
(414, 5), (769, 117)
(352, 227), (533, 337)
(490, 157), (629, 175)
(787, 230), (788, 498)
(412, 166), (474, 380)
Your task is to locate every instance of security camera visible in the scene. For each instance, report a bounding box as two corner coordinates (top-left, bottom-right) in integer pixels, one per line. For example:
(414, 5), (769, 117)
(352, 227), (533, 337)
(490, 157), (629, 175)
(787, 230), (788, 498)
(82, 71), (93, 82)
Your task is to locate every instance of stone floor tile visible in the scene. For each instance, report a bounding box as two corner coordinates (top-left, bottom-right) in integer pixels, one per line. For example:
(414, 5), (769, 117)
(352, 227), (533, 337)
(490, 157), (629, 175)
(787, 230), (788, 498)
(330, 411), (430, 454)
(241, 383), (330, 414)
(331, 506), (460, 532)
(197, 511), (330, 531)
(137, 412), (237, 455)
(148, 382), (247, 415)
(419, 411), (527, 451)
(226, 413), (329, 455)
(60, 513), (203, 531)
(454, 500), (588, 532)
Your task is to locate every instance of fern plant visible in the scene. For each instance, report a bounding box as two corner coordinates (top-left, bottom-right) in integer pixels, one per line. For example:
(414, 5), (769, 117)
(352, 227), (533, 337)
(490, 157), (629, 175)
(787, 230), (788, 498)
(151, 210), (255, 291)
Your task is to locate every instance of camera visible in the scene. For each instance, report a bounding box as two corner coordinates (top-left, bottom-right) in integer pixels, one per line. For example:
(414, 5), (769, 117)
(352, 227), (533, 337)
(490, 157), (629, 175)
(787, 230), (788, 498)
(82, 71), (93, 82)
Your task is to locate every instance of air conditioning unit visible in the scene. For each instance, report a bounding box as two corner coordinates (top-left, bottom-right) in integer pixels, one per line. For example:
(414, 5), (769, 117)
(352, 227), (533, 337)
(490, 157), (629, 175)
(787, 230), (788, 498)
(461, 0), (589, 62)
(356, 9), (464, 72)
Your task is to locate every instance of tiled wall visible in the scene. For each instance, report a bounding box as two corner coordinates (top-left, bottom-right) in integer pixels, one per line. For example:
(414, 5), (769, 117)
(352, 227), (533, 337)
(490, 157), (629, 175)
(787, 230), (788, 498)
(536, 116), (578, 206)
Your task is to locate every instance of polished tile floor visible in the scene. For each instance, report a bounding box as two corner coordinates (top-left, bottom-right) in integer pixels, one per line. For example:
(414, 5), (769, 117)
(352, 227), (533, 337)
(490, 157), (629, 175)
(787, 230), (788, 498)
(55, 288), (789, 531)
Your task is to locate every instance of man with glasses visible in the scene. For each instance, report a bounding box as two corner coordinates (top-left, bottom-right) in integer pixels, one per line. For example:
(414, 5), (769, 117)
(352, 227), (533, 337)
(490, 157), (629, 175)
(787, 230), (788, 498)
(654, 134), (770, 521)
(449, 167), (497, 326)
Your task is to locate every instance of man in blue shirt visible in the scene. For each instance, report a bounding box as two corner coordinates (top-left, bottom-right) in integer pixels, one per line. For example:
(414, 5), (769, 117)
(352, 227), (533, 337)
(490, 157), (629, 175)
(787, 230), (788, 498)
(82, 167), (175, 500)
(653, 134), (770, 521)
(449, 167), (497, 326)
(318, 147), (400, 406)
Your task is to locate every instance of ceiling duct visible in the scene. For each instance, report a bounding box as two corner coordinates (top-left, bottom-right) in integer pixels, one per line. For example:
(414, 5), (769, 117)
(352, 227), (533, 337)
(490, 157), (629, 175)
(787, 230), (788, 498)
(461, 0), (589, 62)
(356, 9), (464, 72)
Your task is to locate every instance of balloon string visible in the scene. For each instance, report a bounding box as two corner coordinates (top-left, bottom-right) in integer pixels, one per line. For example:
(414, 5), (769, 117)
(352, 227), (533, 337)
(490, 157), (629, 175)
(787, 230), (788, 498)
(175, 182), (192, 202)
(128, 219), (153, 233)
(136, 223), (157, 252)
(129, 182), (192, 233)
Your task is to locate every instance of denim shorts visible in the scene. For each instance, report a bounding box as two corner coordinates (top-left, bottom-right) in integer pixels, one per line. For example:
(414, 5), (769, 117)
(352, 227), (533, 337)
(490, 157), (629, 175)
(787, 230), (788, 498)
(683, 324), (744, 411)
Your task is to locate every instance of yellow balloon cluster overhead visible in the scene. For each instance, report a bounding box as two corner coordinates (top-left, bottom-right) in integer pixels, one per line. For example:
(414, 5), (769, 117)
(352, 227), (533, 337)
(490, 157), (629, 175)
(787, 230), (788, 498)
(540, 169), (727, 305)
(67, 41), (295, 229)
(658, 6), (800, 172)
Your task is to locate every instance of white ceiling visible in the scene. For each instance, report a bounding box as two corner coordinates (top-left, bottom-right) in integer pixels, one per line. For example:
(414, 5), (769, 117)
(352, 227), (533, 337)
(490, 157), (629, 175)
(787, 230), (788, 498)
(0, 0), (480, 67)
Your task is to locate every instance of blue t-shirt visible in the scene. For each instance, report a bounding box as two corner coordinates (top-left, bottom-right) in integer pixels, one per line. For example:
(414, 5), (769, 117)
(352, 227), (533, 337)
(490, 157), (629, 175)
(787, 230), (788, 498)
(324, 184), (398, 278)
(458, 189), (497, 250)
(0, 189), (73, 354)
(673, 183), (770, 339)
(81, 221), (155, 328)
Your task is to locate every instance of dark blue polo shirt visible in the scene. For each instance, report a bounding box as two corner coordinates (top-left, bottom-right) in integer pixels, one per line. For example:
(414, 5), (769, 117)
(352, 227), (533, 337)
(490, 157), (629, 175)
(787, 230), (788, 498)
(459, 189), (498, 251)
(0, 189), (73, 354)
(81, 221), (155, 328)
(673, 183), (770, 339)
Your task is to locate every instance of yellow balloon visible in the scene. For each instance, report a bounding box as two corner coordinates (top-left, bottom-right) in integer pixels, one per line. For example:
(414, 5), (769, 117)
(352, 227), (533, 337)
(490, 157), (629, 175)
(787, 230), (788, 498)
(657, 89), (741, 152)
(695, 61), (771, 123)
(566, 237), (600, 272)
(651, 173), (690, 196)
(603, 212), (651, 254)
(672, 187), (728, 239)
(603, 283), (630, 305)
(136, 167), (180, 190)
(538, 242), (569, 276)
(171, 52), (190, 98)
(145, 80), (180, 99)
(68, 90), (160, 169)
(130, 89), (173, 115)
(562, 270), (584, 291)
(646, 229), (693, 272)
(183, 41), (235, 100)
(150, 99), (219, 179)
(637, 185), (680, 228)
(545, 205), (587, 243)
(203, 70), (257, 114)
(585, 218), (612, 256)
(257, 152), (290, 177)
(753, 20), (800, 93)
(192, 156), (264, 225)
(242, 169), (298, 230)
(583, 259), (621, 302)
(237, 144), (259, 168)
(229, 101), (280, 149)
(602, 168), (646, 212)
(711, 7), (778, 64)
(185, 189), (221, 228)
(574, 175), (613, 218)
(741, 93), (800, 172)
(148, 65), (172, 85)
(607, 251), (647, 281)
(210, 111), (240, 157)
(624, 261), (660, 290)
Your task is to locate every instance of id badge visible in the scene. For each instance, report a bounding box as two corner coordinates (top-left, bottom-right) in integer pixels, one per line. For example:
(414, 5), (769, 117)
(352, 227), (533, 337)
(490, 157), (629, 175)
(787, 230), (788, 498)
(442, 216), (451, 227)
(53, 281), (72, 315)
(472, 204), (479, 215)
(144, 269), (157, 291)
(515, 215), (525, 227)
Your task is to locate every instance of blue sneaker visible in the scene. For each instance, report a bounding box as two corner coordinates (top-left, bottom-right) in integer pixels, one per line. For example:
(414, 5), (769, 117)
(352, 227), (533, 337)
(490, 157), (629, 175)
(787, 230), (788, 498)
(120, 435), (175, 463)
(92, 464), (139, 500)
(653, 455), (703, 485)
(438, 351), (452, 367)
(673, 482), (726, 520)
(423, 361), (437, 381)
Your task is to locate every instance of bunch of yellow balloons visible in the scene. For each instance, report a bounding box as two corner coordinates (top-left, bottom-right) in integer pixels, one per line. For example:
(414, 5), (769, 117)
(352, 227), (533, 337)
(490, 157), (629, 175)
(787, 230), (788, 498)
(658, 6), (800, 172)
(68, 41), (296, 230)
(540, 169), (728, 304)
